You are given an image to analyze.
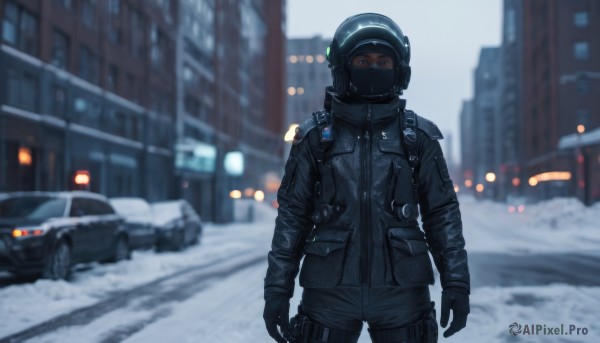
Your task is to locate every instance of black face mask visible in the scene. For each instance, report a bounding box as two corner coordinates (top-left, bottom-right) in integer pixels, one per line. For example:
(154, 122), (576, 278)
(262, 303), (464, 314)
(349, 66), (396, 99)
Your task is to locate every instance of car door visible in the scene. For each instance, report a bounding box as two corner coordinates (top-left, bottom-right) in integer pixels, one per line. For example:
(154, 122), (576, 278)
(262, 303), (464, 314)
(69, 197), (95, 262)
(86, 199), (119, 259)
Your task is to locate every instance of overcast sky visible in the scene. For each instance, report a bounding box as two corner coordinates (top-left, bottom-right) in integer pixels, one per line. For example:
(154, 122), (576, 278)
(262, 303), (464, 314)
(286, 0), (502, 163)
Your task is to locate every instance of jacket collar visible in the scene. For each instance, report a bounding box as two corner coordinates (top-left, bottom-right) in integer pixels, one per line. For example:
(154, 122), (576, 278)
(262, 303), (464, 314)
(331, 95), (406, 128)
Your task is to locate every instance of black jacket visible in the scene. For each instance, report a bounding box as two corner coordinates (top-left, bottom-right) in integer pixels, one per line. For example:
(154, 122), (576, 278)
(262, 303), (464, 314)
(264, 95), (470, 299)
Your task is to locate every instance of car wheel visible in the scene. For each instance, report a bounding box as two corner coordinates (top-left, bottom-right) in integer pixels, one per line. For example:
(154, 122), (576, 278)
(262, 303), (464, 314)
(42, 241), (71, 280)
(111, 236), (130, 262)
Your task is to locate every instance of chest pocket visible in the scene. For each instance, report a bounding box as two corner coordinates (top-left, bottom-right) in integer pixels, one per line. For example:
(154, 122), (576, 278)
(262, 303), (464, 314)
(378, 140), (417, 216)
(314, 140), (355, 225)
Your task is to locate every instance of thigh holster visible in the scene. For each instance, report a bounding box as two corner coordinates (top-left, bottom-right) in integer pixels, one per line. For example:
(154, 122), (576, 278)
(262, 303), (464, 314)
(368, 302), (438, 343)
(289, 305), (360, 343)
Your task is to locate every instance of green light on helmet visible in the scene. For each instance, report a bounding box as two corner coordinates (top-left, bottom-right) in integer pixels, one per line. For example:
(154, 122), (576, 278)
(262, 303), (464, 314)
(326, 46), (330, 60)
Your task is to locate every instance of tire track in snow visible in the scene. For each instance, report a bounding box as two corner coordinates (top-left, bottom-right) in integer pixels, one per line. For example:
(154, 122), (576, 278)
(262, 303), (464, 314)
(0, 250), (266, 343)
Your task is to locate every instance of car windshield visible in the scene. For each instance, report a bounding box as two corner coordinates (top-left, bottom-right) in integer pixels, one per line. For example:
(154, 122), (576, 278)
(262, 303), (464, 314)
(0, 196), (67, 220)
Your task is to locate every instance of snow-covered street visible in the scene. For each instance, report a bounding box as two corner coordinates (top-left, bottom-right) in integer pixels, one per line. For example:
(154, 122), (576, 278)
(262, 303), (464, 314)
(1, 196), (599, 343)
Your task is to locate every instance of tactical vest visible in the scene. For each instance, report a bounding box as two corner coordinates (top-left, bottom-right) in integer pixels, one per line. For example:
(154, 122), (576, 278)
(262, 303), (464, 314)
(292, 108), (425, 225)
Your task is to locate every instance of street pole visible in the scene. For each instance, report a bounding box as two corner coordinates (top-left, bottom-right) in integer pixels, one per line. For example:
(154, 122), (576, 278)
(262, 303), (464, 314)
(576, 125), (585, 204)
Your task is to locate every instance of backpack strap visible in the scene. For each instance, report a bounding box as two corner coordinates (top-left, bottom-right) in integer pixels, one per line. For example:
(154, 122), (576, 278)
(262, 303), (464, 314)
(396, 110), (444, 218)
(401, 109), (419, 169)
(394, 109), (420, 219)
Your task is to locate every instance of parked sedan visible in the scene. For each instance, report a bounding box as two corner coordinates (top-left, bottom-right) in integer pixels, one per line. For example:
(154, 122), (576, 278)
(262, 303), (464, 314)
(0, 192), (129, 280)
(110, 197), (157, 251)
(151, 200), (202, 251)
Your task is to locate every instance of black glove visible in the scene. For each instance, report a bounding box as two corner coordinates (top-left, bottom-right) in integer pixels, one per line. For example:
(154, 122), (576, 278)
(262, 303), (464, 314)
(440, 287), (470, 338)
(263, 296), (290, 343)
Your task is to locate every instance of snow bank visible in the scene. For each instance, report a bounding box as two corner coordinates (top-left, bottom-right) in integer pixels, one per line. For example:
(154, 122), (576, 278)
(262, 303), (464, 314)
(525, 197), (600, 230)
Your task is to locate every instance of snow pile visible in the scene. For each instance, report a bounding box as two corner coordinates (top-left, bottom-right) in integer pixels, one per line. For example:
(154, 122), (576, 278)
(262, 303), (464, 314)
(459, 194), (600, 253)
(525, 197), (600, 230)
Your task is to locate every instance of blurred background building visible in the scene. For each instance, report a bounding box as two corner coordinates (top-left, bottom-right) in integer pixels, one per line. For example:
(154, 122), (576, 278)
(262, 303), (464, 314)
(0, 0), (286, 222)
(282, 35), (330, 164)
(285, 36), (330, 128)
(461, 0), (599, 205)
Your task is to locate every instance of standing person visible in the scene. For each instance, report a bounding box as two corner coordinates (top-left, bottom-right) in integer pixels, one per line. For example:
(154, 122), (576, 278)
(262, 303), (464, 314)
(264, 13), (470, 343)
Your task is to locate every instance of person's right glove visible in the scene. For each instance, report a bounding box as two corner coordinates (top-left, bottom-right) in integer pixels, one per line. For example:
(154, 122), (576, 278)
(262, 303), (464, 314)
(263, 295), (290, 343)
(440, 287), (470, 338)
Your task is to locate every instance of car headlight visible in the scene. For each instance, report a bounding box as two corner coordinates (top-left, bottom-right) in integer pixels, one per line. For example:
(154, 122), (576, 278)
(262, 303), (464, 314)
(12, 225), (49, 238)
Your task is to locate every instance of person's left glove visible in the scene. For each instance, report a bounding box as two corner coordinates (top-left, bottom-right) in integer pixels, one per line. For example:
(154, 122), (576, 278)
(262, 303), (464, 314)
(440, 287), (470, 338)
(263, 295), (290, 343)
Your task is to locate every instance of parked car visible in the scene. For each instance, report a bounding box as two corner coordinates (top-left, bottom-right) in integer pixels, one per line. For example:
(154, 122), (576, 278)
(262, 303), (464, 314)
(506, 195), (527, 214)
(110, 197), (157, 251)
(151, 200), (202, 251)
(0, 191), (129, 280)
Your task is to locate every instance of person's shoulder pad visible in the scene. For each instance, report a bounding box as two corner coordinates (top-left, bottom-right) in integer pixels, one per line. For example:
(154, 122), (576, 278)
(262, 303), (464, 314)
(292, 110), (330, 145)
(416, 114), (444, 140)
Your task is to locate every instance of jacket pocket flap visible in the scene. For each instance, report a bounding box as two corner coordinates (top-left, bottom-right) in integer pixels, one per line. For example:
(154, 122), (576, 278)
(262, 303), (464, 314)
(304, 231), (350, 257)
(378, 140), (403, 154)
(389, 239), (429, 255)
(388, 227), (426, 241)
(388, 228), (428, 255)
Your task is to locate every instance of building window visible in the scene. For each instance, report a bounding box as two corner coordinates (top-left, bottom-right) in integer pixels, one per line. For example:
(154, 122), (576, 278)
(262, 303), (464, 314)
(2, 2), (18, 45)
(106, 0), (121, 44)
(577, 78), (589, 95)
(107, 64), (119, 92)
(74, 95), (102, 128)
(574, 42), (590, 60)
(126, 73), (136, 101)
(18, 10), (38, 55)
(6, 68), (20, 107)
(81, 0), (96, 29)
(574, 12), (589, 27)
(21, 72), (38, 112)
(150, 23), (165, 69)
(52, 29), (69, 69)
(2, 3), (38, 55)
(108, 0), (120, 14)
(56, 0), (71, 9)
(106, 109), (138, 140)
(79, 45), (99, 84)
(5, 67), (38, 112)
(130, 8), (144, 58)
(53, 85), (67, 117)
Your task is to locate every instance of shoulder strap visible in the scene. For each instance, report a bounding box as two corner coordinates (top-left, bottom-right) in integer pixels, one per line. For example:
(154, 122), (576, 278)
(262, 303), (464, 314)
(399, 109), (420, 206)
(401, 109), (419, 169)
(293, 109), (334, 173)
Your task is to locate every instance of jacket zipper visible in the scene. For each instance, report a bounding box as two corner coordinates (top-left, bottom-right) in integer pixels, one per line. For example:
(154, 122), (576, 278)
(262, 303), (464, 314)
(360, 104), (372, 286)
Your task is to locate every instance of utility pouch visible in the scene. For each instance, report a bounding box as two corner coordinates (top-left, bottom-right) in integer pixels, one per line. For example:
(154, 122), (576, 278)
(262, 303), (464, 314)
(289, 309), (310, 343)
(423, 301), (439, 343)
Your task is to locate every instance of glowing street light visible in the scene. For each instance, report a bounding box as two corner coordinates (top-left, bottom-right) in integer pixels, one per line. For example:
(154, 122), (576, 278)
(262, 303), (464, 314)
(254, 190), (265, 202)
(485, 172), (496, 183)
(528, 177), (538, 187)
(284, 124), (299, 142)
(577, 124), (586, 134)
(475, 184), (484, 192)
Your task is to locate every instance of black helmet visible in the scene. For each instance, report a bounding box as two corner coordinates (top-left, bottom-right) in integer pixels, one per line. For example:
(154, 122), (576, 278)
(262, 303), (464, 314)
(327, 13), (411, 97)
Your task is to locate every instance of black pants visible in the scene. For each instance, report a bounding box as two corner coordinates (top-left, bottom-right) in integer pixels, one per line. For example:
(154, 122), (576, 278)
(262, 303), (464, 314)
(301, 286), (434, 342)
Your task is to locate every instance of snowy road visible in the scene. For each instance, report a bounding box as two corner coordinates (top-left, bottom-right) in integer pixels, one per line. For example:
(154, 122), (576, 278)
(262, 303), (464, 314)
(0, 197), (599, 342)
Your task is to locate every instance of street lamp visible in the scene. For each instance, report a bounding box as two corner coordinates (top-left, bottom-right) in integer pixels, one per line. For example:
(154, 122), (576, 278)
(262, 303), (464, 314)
(575, 124), (586, 204)
(485, 172), (496, 183)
